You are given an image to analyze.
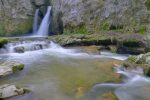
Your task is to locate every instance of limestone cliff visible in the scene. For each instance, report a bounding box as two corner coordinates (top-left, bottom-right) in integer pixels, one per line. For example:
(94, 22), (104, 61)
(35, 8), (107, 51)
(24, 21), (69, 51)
(50, 0), (150, 34)
(0, 0), (33, 36)
(0, 0), (150, 36)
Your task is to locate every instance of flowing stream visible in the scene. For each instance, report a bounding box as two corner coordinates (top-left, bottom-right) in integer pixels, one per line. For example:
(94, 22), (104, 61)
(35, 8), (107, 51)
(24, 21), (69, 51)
(0, 41), (150, 100)
(0, 41), (127, 100)
(87, 65), (150, 100)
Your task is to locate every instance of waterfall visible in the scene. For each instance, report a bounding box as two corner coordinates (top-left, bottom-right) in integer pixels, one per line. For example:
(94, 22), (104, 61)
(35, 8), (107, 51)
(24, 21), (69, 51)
(33, 9), (39, 34)
(37, 6), (52, 36)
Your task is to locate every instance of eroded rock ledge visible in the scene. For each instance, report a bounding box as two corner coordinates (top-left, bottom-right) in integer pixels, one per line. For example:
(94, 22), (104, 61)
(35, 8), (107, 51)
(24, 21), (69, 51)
(6, 33), (149, 54)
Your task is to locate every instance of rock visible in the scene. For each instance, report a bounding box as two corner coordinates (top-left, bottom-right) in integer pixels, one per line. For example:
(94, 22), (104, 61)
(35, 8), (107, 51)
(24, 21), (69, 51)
(0, 61), (24, 77)
(7, 33), (149, 54)
(127, 52), (150, 64)
(99, 92), (118, 100)
(50, 0), (150, 34)
(0, 38), (8, 48)
(80, 45), (101, 54)
(0, 0), (33, 36)
(14, 46), (25, 53)
(0, 84), (28, 99)
(0, 0), (150, 36)
(125, 52), (150, 76)
(108, 45), (118, 53)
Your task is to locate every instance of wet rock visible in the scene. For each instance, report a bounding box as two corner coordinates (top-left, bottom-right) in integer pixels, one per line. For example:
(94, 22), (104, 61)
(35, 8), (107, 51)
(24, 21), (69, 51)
(0, 84), (28, 99)
(124, 52), (150, 76)
(14, 46), (25, 53)
(0, 61), (24, 77)
(80, 45), (101, 54)
(127, 52), (150, 64)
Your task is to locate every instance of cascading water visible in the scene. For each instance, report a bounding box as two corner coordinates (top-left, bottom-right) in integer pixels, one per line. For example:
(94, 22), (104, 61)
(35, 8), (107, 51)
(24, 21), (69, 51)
(33, 9), (39, 34)
(87, 65), (150, 100)
(37, 6), (52, 36)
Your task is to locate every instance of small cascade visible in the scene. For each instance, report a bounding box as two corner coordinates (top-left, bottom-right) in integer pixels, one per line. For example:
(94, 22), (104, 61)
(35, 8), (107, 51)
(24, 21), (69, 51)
(33, 9), (39, 34)
(6, 41), (51, 53)
(37, 6), (52, 36)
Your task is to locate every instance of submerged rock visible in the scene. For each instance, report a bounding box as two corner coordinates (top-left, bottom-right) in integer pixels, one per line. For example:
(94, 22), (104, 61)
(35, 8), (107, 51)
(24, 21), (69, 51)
(0, 61), (24, 77)
(80, 45), (102, 54)
(0, 84), (28, 99)
(99, 92), (118, 100)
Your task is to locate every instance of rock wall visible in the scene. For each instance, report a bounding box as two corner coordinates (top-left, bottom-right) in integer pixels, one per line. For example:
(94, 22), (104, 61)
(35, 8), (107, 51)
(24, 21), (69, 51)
(51, 0), (150, 34)
(0, 0), (33, 36)
(0, 0), (150, 36)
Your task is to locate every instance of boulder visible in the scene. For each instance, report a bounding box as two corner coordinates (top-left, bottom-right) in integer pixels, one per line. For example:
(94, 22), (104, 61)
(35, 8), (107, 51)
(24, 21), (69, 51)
(14, 46), (25, 53)
(0, 61), (24, 77)
(0, 84), (27, 99)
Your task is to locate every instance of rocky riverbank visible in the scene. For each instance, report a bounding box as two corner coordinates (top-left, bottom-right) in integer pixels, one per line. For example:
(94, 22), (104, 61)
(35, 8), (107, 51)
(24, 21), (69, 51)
(0, 60), (30, 99)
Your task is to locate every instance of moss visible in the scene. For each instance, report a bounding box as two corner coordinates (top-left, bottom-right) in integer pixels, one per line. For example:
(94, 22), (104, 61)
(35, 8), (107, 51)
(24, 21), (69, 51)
(100, 21), (110, 31)
(0, 38), (8, 48)
(108, 45), (118, 53)
(12, 64), (24, 72)
(127, 56), (137, 63)
(135, 25), (147, 34)
(145, 0), (150, 10)
(64, 24), (90, 34)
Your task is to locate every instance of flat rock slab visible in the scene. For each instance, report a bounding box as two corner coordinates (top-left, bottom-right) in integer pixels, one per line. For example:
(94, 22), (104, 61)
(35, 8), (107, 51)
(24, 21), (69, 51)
(0, 61), (24, 77)
(0, 84), (26, 99)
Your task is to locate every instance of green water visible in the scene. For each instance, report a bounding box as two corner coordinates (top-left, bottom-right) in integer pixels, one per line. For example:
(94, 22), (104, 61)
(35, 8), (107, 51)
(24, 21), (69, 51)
(0, 48), (123, 100)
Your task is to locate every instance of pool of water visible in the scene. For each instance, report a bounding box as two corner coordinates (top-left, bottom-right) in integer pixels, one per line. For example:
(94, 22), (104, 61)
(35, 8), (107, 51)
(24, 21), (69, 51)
(0, 46), (125, 100)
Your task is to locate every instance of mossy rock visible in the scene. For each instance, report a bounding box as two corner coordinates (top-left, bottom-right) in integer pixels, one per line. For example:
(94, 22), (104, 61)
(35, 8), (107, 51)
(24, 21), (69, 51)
(145, 0), (150, 10)
(127, 56), (137, 63)
(12, 64), (24, 72)
(108, 45), (118, 53)
(0, 38), (8, 48)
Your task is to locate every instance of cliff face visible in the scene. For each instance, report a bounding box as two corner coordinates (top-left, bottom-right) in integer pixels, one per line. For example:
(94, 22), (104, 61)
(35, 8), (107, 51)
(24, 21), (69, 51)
(0, 0), (33, 36)
(51, 0), (150, 34)
(0, 0), (150, 36)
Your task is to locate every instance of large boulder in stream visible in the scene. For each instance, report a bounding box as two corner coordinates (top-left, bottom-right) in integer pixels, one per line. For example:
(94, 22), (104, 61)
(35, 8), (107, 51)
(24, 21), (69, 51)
(0, 84), (28, 99)
(0, 61), (24, 77)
